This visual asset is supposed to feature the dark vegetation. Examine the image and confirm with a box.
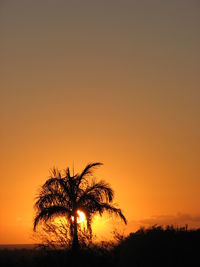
[1,225,200,267]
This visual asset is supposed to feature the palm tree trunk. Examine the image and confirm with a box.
[72,214,79,252]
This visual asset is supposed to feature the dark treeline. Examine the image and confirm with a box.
[1,225,200,267]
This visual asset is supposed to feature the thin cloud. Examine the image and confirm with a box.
[126,213,200,233]
[139,213,200,228]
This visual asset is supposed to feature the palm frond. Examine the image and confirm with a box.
[77,162,103,185]
[81,199,127,225]
[90,180,114,202]
[42,177,60,190]
[78,180,114,205]
[34,206,71,231]
[64,167,71,179]
[35,192,67,210]
[100,203,127,224]
[42,177,71,199]
[49,167,62,179]
[78,193,100,212]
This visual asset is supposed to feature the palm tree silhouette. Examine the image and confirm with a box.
[33,162,127,251]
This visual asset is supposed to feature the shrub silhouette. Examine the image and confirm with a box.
[117,225,200,267]
[33,162,126,251]
[1,225,200,267]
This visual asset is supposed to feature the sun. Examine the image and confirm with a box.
[71,210,86,224]
[77,210,86,223]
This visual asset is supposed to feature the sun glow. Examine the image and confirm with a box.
[71,210,86,224]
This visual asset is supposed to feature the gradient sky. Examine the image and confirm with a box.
[0,0,200,244]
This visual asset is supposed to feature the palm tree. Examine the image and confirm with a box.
[33,162,127,251]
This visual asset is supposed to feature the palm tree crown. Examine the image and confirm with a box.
[34,162,127,250]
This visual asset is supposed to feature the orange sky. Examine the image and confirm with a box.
[0,0,200,244]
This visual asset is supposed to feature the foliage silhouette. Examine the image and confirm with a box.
[117,225,200,267]
[1,225,200,267]
[33,162,127,251]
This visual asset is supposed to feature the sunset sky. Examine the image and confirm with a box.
[0,0,200,244]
